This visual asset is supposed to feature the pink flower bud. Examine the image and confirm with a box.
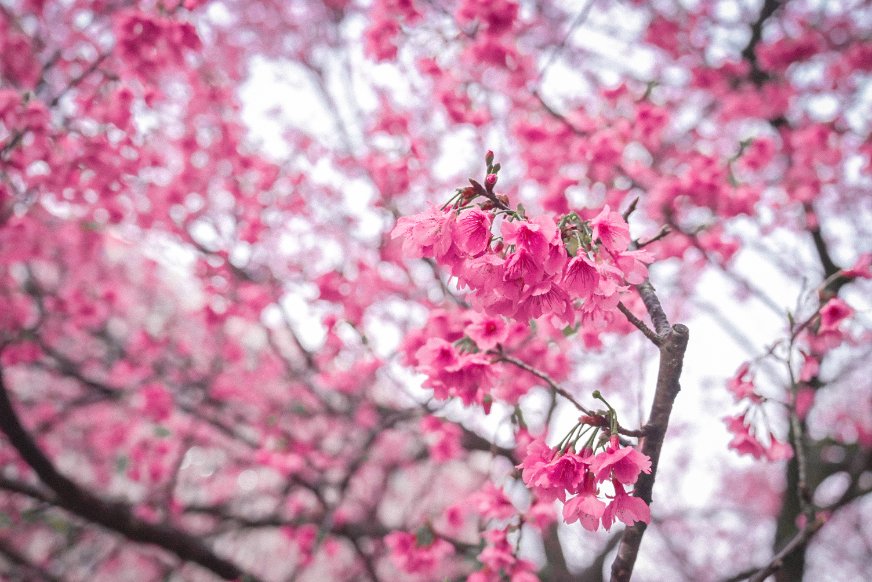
[485,173,498,188]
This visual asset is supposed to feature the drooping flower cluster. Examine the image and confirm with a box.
[724,293,863,463]
[723,363,794,461]
[519,429,652,532]
[392,154,652,328]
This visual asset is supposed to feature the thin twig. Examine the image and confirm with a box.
[538,0,596,81]
[618,301,662,346]
[636,225,671,249]
[622,196,640,222]
[721,516,825,582]
[497,353,592,414]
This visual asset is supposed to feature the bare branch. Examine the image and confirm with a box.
[618,301,662,346]
[0,369,261,582]
[636,280,671,336]
[740,0,787,86]
[610,321,689,582]
[496,353,593,414]
[636,225,671,249]
[722,516,825,582]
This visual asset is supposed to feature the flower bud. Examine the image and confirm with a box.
[485,173,498,188]
[485,150,494,166]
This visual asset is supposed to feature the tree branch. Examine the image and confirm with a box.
[0,369,261,582]
[610,319,689,582]
[496,353,594,414]
[723,515,825,582]
[636,280,671,336]
[618,301,662,346]
[740,0,786,86]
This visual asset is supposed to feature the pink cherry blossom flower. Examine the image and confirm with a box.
[525,497,557,531]
[819,297,852,330]
[563,253,599,299]
[602,481,651,530]
[799,353,820,383]
[477,528,516,573]
[415,337,459,373]
[724,414,767,459]
[518,438,553,480]
[515,279,573,324]
[794,387,816,420]
[590,441,652,485]
[844,253,872,279]
[385,531,454,575]
[590,205,631,252]
[613,248,653,285]
[519,448,589,502]
[727,362,761,402]
[501,217,551,262]
[470,482,517,521]
[139,384,173,422]
[503,248,543,283]
[420,416,463,461]
[455,207,492,256]
[391,205,454,259]
[466,313,508,351]
[563,492,606,531]
[765,434,794,461]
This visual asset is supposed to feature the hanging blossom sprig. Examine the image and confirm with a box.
[518,392,652,532]
[394,151,654,528]
[723,284,864,463]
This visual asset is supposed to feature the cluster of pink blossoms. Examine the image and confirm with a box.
[392,155,652,327]
[384,531,454,577]
[469,528,538,582]
[519,433,652,532]
[401,306,570,410]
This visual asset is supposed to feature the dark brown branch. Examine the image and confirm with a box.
[610,322,689,582]
[618,301,662,346]
[636,225,671,249]
[460,426,517,461]
[0,369,260,582]
[622,197,640,222]
[805,204,847,297]
[740,0,786,86]
[636,280,671,336]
